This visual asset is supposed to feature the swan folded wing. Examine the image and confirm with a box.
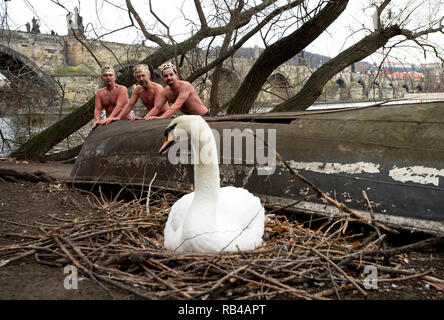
[215,186,265,250]
[217,187,264,227]
[164,192,194,250]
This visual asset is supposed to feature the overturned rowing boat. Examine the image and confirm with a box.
[70,101,444,236]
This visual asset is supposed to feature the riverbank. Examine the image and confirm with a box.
[0,180,132,299]
[0,158,73,182]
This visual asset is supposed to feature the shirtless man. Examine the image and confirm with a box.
[92,65,130,129]
[144,63,210,120]
[113,64,168,121]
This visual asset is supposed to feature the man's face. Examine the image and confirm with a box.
[162,68,177,86]
[135,72,150,87]
[101,73,116,85]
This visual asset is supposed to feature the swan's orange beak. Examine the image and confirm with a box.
[159,132,175,154]
[160,123,177,154]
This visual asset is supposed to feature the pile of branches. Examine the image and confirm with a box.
[1,185,442,300]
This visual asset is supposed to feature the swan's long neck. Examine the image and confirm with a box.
[190,121,220,200]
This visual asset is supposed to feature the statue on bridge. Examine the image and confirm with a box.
[66,12,74,34]
[66,6,85,38]
[31,17,40,33]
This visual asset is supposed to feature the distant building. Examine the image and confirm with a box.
[382,60,412,72]
[388,71,423,80]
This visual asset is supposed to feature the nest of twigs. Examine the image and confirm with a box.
[1,181,442,300]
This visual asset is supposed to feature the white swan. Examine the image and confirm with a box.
[159,115,265,253]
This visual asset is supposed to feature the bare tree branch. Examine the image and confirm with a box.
[194,0,208,28]
[187,0,304,83]
[125,0,167,47]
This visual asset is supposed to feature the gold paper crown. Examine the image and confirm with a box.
[133,64,149,75]
[100,65,115,75]
[160,62,176,73]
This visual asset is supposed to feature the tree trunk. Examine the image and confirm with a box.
[44,144,83,161]
[209,33,234,115]
[226,0,349,115]
[272,25,402,112]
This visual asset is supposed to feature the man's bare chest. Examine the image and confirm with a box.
[101,89,119,106]
[166,90,180,104]
[139,90,156,106]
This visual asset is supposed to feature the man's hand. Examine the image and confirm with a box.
[144,115,160,120]
[103,117,118,125]
[92,120,102,129]
[130,116,142,121]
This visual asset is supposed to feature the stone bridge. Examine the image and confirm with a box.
[0,29,423,112]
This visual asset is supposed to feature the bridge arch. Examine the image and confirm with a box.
[261,72,292,103]
[384,83,394,99]
[0,44,57,88]
[357,79,366,90]
[369,81,383,100]
[357,79,368,98]
[335,78,346,88]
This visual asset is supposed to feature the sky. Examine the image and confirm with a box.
[2,0,444,65]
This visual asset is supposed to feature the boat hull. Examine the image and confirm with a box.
[70,101,444,235]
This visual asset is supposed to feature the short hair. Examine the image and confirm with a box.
[160,62,177,74]
[133,64,150,75]
[100,65,115,75]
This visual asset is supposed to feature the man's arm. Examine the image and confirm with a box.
[158,88,190,119]
[92,93,103,129]
[103,86,129,124]
[117,87,140,120]
[145,87,191,120]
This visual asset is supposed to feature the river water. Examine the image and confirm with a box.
[0,98,439,158]
[0,113,93,157]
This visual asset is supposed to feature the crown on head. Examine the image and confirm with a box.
[160,62,177,73]
[133,64,150,75]
[100,65,115,75]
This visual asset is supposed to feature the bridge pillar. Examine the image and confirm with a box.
[64,37,84,66]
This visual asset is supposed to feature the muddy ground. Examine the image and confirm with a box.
[0,160,443,301]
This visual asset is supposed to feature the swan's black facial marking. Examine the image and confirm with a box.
[163,123,177,137]
[159,123,178,154]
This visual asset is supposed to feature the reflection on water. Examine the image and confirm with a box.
[0,114,93,157]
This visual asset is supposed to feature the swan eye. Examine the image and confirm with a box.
[164,123,177,137]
